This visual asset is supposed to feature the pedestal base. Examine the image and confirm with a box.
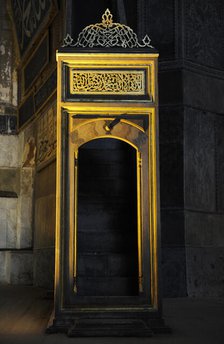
[46,314,171,337]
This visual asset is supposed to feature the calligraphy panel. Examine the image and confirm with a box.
[10,0,57,56]
[70,69,146,96]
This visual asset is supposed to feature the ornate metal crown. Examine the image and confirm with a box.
[62,9,153,49]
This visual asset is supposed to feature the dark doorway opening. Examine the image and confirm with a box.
[76,138,138,296]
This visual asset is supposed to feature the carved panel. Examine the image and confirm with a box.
[185,0,224,69]
[70,69,145,95]
[36,104,56,167]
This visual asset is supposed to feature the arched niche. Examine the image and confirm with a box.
[76,138,138,296]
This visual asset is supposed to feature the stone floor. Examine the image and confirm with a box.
[0,285,224,344]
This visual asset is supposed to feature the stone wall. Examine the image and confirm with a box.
[3,0,63,290]
[184,110,224,297]
[183,0,224,297]
[0,0,33,285]
[33,104,57,290]
[149,0,224,297]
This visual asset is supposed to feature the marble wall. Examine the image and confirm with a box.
[0,0,33,285]
[0,198,17,248]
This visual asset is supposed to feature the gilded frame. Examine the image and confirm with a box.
[69,113,146,295]
[55,52,160,315]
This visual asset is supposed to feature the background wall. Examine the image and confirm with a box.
[0,0,224,298]
[148,0,224,297]
[0,0,63,289]
[0,0,33,285]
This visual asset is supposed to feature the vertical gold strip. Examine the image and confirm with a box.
[148,113,153,305]
[68,119,75,293]
[149,108,158,309]
[137,150,143,293]
[70,68,74,95]
[152,109,158,308]
[55,54,62,308]
[73,150,78,293]
[151,62,155,101]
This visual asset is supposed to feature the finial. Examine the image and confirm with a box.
[102,9,113,27]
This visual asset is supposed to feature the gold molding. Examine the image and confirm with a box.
[68,115,146,296]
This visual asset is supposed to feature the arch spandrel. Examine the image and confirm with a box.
[70,119,148,151]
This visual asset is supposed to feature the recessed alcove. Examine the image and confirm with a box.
[76,138,138,296]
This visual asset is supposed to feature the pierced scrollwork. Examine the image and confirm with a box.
[70,70,145,95]
[62,9,153,49]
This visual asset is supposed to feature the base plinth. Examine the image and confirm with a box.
[46,315,171,337]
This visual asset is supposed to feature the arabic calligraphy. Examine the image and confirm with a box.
[70,70,145,95]
[12,0,52,54]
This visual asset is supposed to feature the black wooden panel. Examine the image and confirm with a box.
[23,34,49,92]
[34,69,57,112]
[18,94,35,128]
